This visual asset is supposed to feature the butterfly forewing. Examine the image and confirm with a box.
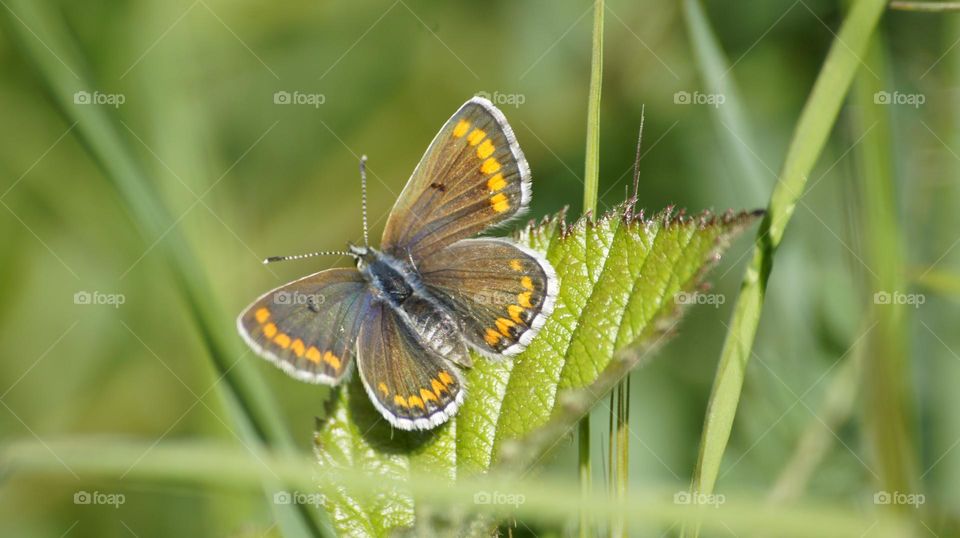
[417,238,558,357]
[381,97,530,261]
[237,268,371,384]
[356,301,464,430]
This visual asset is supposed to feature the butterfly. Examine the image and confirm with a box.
[237,97,558,431]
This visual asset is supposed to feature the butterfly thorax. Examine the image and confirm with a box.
[352,247,414,306]
[351,245,471,365]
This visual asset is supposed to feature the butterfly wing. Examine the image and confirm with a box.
[356,301,464,430]
[417,238,558,357]
[381,97,531,261]
[237,268,372,384]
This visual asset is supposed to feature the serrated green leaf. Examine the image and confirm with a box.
[314,201,760,536]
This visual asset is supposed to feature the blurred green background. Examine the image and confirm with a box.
[1,0,958,536]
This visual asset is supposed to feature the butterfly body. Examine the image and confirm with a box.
[239,97,558,430]
[352,244,471,366]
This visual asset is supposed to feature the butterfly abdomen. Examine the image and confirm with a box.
[398,296,463,357]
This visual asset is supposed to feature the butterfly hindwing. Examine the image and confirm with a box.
[356,301,464,430]
[417,238,558,357]
[237,268,371,384]
[381,97,530,262]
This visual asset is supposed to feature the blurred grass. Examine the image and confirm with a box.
[2,437,912,538]
[0,0,958,536]
[850,25,918,514]
[685,4,889,537]
[0,0,326,535]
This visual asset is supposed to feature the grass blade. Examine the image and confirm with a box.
[1,437,912,538]
[582,1,604,536]
[683,0,890,535]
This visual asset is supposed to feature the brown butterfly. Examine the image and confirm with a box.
[238,97,558,430]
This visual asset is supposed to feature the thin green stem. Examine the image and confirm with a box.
[581,1,604,536]
[610,380,629,537]
[583,0,604,216]
[579,418,592,538]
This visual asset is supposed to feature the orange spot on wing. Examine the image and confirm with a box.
[305,347,322,363]
[477,139,495,159]
[509,259,523,271]
[484,328,502,345]
[467,128,486,145]
[255,308,270,323]
[439,371,454,387]
[487,173,506,192]
[495,317,516,337]
[518,291,534,308]
[323,351,341,370]
[408,395,425,410]
[263,322,278,338]
[393,394,408,408]
[274,333,291,348]
[521,276,534,290]
[490,193,510,213]
[378,382,389,397]
[431,378,447,396]
[420,388,438,404]
[481,157,501,175]
[291,338,305,357]
[452,119,470,138]
[508,304,525,324]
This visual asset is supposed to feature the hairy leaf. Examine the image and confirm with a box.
[313,201,760,536]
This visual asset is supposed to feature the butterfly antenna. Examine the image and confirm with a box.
[263,250,352,264]
[359,155,370,246]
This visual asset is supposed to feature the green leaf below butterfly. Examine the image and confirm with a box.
[312,200,761,537]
